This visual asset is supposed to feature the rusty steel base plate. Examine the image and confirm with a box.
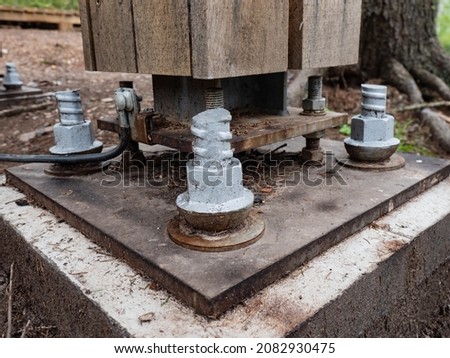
[5,142,450,317]
[97,109,348,154]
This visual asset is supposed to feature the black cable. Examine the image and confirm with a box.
[0,128,130,164]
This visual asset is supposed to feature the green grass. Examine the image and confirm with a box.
[339,121,435,157]
[339,124,351,136]
[438,0,450,53]
[1,0,78,11]
[395,120,435,156]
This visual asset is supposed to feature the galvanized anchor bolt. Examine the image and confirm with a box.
[3,63,23,90]
[361,83,387,117]
[55,90,85,126]
[305,137,320,151]
[50,90,103,155]
[302,76,326,114]
[344,84,400,162]
[176,108,254,232]
[204,79,224,110]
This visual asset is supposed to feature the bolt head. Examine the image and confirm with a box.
[302,98,326,112]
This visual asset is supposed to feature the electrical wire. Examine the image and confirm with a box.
[0,128,130,164]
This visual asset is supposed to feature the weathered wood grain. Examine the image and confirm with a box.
[79,0,361,75]
[289,0,362,69]
[87,0,137,73]
[189,0,289,79]
[78,0,96,71]
[133,0,191,76]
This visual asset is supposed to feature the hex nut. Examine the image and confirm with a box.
[302,148,324,163]
[351,114,394,142]
[50,121,102,155]
[303,97,326,112]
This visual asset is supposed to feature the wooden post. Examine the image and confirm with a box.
[79,0,362,74]
[189,0,289,79]
[132,0,191,76]
[289,0,362,69]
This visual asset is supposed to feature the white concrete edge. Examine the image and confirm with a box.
[0,175,449,337]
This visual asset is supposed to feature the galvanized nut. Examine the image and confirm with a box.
[302,98,326,112]
[344,84,400,162]
[302,76,326,113]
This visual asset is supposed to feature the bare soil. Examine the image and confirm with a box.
[0,28,154,174]
[0,28,449,337]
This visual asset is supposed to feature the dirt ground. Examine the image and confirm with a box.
[0,28,449,337]
[0,28,154,174]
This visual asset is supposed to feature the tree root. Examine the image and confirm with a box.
[383,59,424,103]
[412,68,450,101]
[421,109,450,152]
[382,58,450,153]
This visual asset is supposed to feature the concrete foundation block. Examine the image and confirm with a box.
[0,174,449,337]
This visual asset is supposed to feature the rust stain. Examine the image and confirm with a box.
[383,239,406,253]
[258,296,308,332]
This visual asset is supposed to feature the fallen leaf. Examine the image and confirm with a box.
[260,187,273,194]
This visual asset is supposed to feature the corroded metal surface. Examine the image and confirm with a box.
[151,110,347,153]
[0,86,45,109]
[337,152,406,171]
[168,212,265,252]
[343,142,400,164]
[98,110,347,154]
[44,162,105,177]
[5,144,450,317]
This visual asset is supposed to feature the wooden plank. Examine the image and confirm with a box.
[189,0,289,79]
[133,0,191,76]
[0,6,80,26]
[289,0,362,69]
[87,0,137,73]
[78,0,96,71]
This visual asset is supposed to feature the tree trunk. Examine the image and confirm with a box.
[361,0,450,85]
[359,0,450,152]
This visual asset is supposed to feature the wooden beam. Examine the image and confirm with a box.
[78,0,96,71]
[289,0,362,69]
[86,0,137,73]
[133,0,191,76]
[78,0,361,75]
[189,0,289,79]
